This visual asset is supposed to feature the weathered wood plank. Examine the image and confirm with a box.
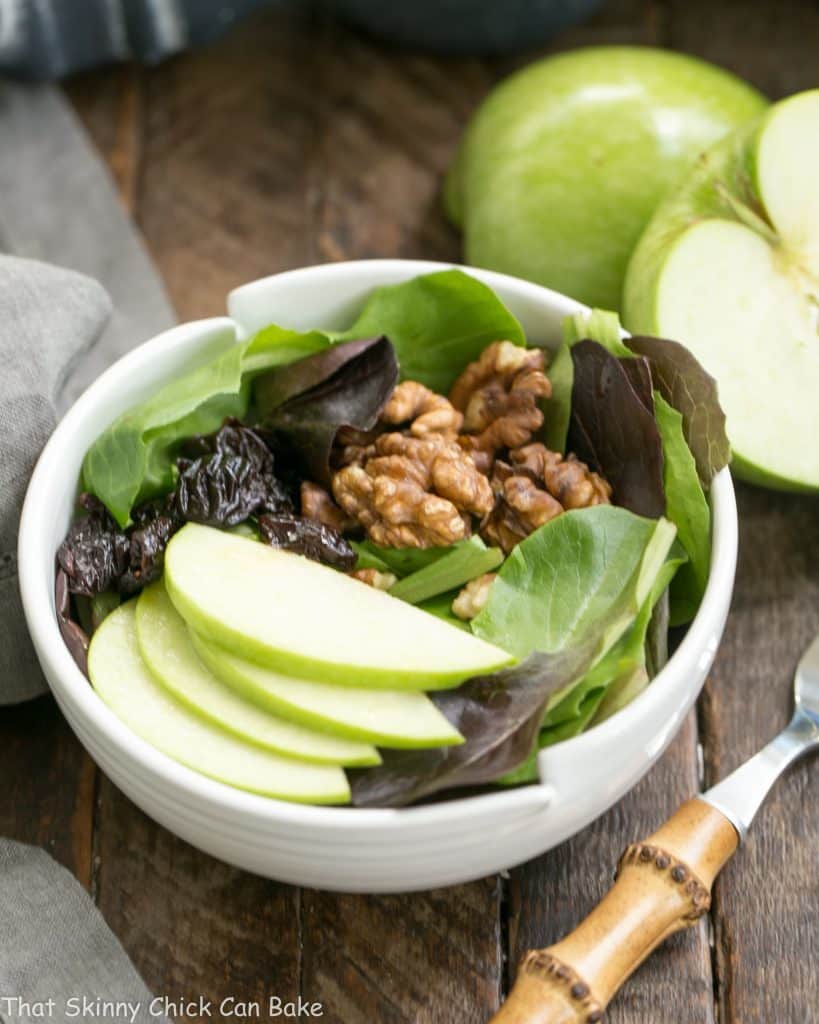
[699,486,819,1024]
[509,715,716,1023]
[301,881,504,1023]
[93,785,301,1022]
[0,697,95,888]
[308,23,476,264]
[135,10,326,321]
[66,65,145,211]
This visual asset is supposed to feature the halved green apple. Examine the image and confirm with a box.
[135,583,380,766]
[190,631,462,749]
[624,89,819,491]
[164,524,513,688]
[88,602,350,804]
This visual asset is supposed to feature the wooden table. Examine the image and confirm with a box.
[3,2,817,1021]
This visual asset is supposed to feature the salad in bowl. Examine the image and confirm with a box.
[50,267,729,812]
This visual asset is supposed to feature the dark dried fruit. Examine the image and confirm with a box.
[58,491,182,600]
[179,418,276,472]
[57,493,130,598]
[172,420,291,527]
[119,514,178,595]
[172,452,286,527]
[55,568,90,675]
[258,514,356,570]
[60,420,295,606]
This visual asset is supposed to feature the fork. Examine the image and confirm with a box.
[490,631,819,1023]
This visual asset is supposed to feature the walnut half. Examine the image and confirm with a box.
[480,444,611,554]
[511,444,612,508]
[450,341,552,468]
[381,380,463,438]
[332,432,493,548]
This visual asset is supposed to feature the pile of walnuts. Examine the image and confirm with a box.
[300,341,611,553]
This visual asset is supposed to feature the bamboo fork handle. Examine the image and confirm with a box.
[490,799,739,1024]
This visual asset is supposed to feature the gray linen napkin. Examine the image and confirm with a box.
[1,84,175,1022]
[0,254,111,704]
[0,844,163,1024]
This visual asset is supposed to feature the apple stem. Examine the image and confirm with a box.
[714,183,780,247]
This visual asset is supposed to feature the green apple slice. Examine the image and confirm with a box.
[755,91,819,275]
[165,524,513,688]
[135,583,380,766]
[624,89,819,491]
[190,631,463,749]
[88,602,350,804]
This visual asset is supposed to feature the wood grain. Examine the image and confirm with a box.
[308,22,481,264]
[665,0,819,99]
[0,697,95,887]
[301,881,503,1023]
[93,783,300,1023]
[699,486,819,1024]
[66,65,145,210]
[135,10,325,320]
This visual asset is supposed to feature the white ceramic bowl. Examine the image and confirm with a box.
[18,260,738,893]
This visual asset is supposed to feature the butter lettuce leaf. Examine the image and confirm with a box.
[334,269,526,394]
[83,325,329,526]
[654,394,711,625]
[540,539,685,737]
[471,506,677,661]
[499,541,685,784]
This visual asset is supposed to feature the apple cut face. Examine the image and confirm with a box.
[755,91,819,282]
[656,218,819,489]
[626,89,819,491]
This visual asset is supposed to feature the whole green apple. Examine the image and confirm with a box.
[624,89,819,492]
[445,46,766,309]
